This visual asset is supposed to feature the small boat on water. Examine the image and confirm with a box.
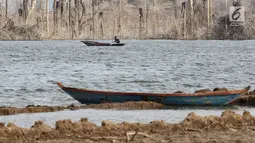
[57,82,250,106]
[81,41,125,46]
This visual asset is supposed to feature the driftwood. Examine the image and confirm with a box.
[126,131,155,142]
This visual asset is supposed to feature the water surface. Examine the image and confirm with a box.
[0,40,254,107]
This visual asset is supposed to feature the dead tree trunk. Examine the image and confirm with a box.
[181,1,187,39]
[38,0,42,19]
[139,8,144,39]
[117,0,122,36]
[207,0,210,31]
[210,0,213,27]
[74,0,80,36]
[18,3,23,25]
[57,0,61,30]
[80,1,86,16]
[60,0,65,27]
[225,0,228,33]
[39,0,43,23]
[145,0,149,39]
[207,0,213,38]
[79,1,86,36]
[69,0,71,38]
[23,0,29,23]
[152,0,157,37]
[46,0,49,36]
[91,0,95,39]
[26,0,37,24]
[72,20,76,39]
[174,0,178,20]
[189,0,194,39]
[53,0,57,31]
[98,12,104,39]
[0,2,1,19]
[5,0,7,22]
[74,0,78,31]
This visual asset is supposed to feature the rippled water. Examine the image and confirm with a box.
[0,40,254,107]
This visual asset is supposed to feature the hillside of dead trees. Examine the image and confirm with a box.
[0,0,254,40]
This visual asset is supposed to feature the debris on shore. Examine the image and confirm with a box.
[0,111,254,142]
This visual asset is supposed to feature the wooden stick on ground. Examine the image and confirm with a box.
[126,131,154,142]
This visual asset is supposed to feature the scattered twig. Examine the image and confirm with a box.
[130,131,139,141]
[126,131,154,142]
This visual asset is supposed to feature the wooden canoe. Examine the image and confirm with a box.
[57,82,250,106]
[81,41,125,46]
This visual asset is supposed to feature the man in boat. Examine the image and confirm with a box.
[113,36,120,44]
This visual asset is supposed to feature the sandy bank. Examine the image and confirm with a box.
[0,111,254,142]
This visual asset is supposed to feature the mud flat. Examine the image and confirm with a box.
[1,94,255,116]
[0,101,165,116]
[0,110,254,142]
[236,90,255,106]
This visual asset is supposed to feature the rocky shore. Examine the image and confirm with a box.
[0,110,254,142]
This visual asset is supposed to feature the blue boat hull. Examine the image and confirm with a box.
[63,90,241,106]
[57,83,249,106]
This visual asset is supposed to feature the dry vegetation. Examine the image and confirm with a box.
[0,0,254,40]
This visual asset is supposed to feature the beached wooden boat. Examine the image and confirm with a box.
[57,82,250,106]
[81,41,125,46]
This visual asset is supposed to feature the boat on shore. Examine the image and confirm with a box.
[57,82,250,106]
[81,41,125,46]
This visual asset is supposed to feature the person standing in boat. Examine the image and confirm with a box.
[113,36,120,44]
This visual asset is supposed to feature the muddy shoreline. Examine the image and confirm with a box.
[0,94,254,116]
[0,110,254,142]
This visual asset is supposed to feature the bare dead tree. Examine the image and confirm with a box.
[26,0,37,24]
[0,2,1,18]
[145,0,149,39]
[174,0,178,19]
[139,8,144,39]
[74,0,78,33]
[79,0,86,35]
[46,0,49,36]
[18,2,23,24]
[23,0,29,23]
[189,0,194,38]
[77,0,104,38]
[69,0,71,38]
[206,0,213,38]
[60,0,65,27]
[117,0,122,36]
[80,0,86,16]
[5,0,7,22]
[181,1,187,39]
[152,0,156,37]
[91,0,95,39]
[98,12,104,39]
[53,0,57,31]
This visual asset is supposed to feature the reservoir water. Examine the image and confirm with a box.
[0,40,254,126]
